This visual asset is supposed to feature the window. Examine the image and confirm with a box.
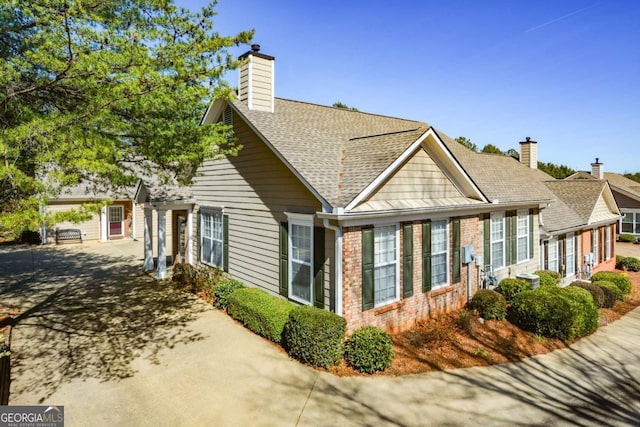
[605,226,611,260]
[289,217,313,305]
[491,212,505,270]
[566,233,575,277]
[547,238,558,272]
[621,212,640,234]
[431,220,449,288]
[201,209,223,268]
[374,225,399,306]
[516,210,529,262]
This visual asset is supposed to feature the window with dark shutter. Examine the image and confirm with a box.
[402,223,413,298]
[313,227,325,309]
[223,215,229,272]
[279,222,288,297]
[422,220,432,292]
[362,227,374,310]
[452,218,461,284]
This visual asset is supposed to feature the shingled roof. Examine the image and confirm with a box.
[232,98,428,207]
[604,172,640,199]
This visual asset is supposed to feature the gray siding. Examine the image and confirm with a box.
[192,110,332,306]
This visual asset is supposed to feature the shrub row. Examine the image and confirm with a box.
[224,286,394,373]
[496,278,530,302]
[591,271,632,296]
[618,233,638,243]
[534,270,561,288]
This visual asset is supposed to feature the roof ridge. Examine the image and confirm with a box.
[348,127,423,141]
[274,97,424,123]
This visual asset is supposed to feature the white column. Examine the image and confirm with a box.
[186,209,194,265]
[100,206,108,242]
[143,208,154,271]
[157,209,167,279]
[131,201,137,240]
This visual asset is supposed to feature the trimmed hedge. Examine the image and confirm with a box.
[227,288,295,344]
[344,326,395,374]
[496,278,530,302]
[172,263,222,296]
[596,283,617,308]
[593,280,622,302]
[570,281,605,308]
[214,280,246,309]
[616,256,640,272]
[510,290,573,339]
[618,233,637,243]
[283,306,346,368]
[470,289,507,320]
[539,286,598,338]
[534,270,560,288]
[591,272,632,296]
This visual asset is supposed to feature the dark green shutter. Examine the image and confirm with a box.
[362,227,374,311]
[313,227,325,309]
[223,214,229,272]
[422,220,432,292]
[279,222,288,297]
[559,234,566,275]
[452,218,461,284]
[529,208,534,259]
[483,214,491,268]
[402,223,413,298]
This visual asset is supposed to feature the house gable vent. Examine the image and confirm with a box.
[223,106,233,126]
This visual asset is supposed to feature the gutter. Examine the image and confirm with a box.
[323,219,343,317]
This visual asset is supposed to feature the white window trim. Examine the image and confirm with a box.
[200,207,224,268]
[373,223,400,308]
[287,213,314,306]
[548,237,559,273]
[592,229,599,266]
[107,205,125,237]
[605,226,611,260]
[431,219,450,290]
[565,232,575,277]
[490,212,506,270]
[516,209,530,263]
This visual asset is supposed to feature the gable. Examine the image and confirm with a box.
[350,138,484,213]
[589,188,620,224]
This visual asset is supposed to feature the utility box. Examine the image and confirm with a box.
[462,244,475,264]
[517,273,540,289]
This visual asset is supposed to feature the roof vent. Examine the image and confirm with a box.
[251,44,260,53]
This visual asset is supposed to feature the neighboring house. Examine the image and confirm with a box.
[142,45,621,332]
[45,183,138,243]
[567,162,640,238]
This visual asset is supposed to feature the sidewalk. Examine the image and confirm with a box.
[2,241,639,426]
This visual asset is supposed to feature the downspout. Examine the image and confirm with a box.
[323,219,343,317]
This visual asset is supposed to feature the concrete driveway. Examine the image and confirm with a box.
[1,240,640,426]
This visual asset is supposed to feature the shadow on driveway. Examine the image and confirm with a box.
[0,244,207,404]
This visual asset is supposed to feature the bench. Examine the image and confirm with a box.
[55,228,83,244]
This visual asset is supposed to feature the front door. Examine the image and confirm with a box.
[108,206,124,238]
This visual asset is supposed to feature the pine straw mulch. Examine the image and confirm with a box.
[330,270,640,377]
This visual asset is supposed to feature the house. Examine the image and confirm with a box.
[142,45,621,333]
[567,162,640,238]
[45,182,139,243]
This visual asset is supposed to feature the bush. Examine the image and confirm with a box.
[227,288,295,344]
[496,278,530,302]
[570,281,605,308]
[534,270,560,287]
[20,230,41,245]
[616,256,640,272]
[539,286,598,338]
[283,306,346,368]
[591,271,632,296]
[344,326,395,374]
[470,290,507,320]
[213,279,246,309]
[510,290,573,339]
[618,233,637,243]
[172,263,222,296]
[593,280,622,302]
[595,283,617,308]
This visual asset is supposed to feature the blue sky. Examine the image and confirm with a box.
[178,0,639,174]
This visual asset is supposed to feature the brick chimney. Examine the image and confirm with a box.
[519,137,537,169]
[238,44,275,112]
[591,158,604,179]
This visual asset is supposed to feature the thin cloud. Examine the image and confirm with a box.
[524,2,601,33]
